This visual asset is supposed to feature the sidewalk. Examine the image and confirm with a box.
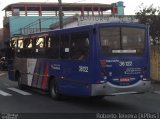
[151,80,160,91]
[0,71,7,76]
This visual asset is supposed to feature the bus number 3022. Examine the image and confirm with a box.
[79,66,88,72]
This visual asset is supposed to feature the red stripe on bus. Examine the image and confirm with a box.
[41,64,48,89]
[31,60,38,87]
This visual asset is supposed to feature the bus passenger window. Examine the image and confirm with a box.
[46,37,51,48]
[60,34,70,59]
[46,35,60,59]
[18,40,23,49]
[36,37,44,48]
[78,50,88,60]
[17,39,24,58]
[23,38,33,58]
[24,39,32,48]
[10,39,17,48]
[70,32,89,60]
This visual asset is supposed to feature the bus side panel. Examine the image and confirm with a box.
[25,59,48,90]
[14,58,28,85]
[85,26,103,85]
[48,31,94,96]
[56,31,94,96]
[14,58,45,88]
[60,61,91,96]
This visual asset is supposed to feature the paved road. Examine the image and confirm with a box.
[0,71,160,119]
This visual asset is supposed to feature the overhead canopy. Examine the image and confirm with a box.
[3,2,114,12]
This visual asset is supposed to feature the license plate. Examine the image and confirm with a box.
[120,78,130,82]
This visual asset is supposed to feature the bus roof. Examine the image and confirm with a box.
[26,22,147,37]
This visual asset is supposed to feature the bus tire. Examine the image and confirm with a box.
[49,79,62,100]
[16,72,23,89]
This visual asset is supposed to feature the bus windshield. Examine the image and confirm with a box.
[100,27,145,54]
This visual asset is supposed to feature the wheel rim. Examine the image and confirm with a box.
[50,81,57,97]
[51,85,56,97]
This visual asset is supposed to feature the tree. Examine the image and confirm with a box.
[135,4,160,45]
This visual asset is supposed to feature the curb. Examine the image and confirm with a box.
[151,80,160,84]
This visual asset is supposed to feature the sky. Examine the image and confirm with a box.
[0,0,160,28]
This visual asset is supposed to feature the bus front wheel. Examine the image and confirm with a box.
[49,79,62,100]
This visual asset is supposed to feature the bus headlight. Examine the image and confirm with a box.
[103,76,107,80]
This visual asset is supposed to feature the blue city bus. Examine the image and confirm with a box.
[7,22,151,99]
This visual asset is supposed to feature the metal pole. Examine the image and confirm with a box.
[39,19,41,32]
[58,0,63,29]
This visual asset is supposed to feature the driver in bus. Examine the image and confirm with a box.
[78,50,87,60]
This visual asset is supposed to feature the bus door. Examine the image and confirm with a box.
[7,47,16,81]
[8,38,17,81]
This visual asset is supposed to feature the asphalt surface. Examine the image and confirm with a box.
[0,71,160,119]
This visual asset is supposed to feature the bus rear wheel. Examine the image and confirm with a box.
[49,79,62,100]
[16,72,23,89]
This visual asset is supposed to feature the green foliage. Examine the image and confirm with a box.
[135,4,160,45]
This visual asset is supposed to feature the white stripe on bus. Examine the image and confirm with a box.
[27,59,37,86]
[0,90,12,96]
[8,88,32,95]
